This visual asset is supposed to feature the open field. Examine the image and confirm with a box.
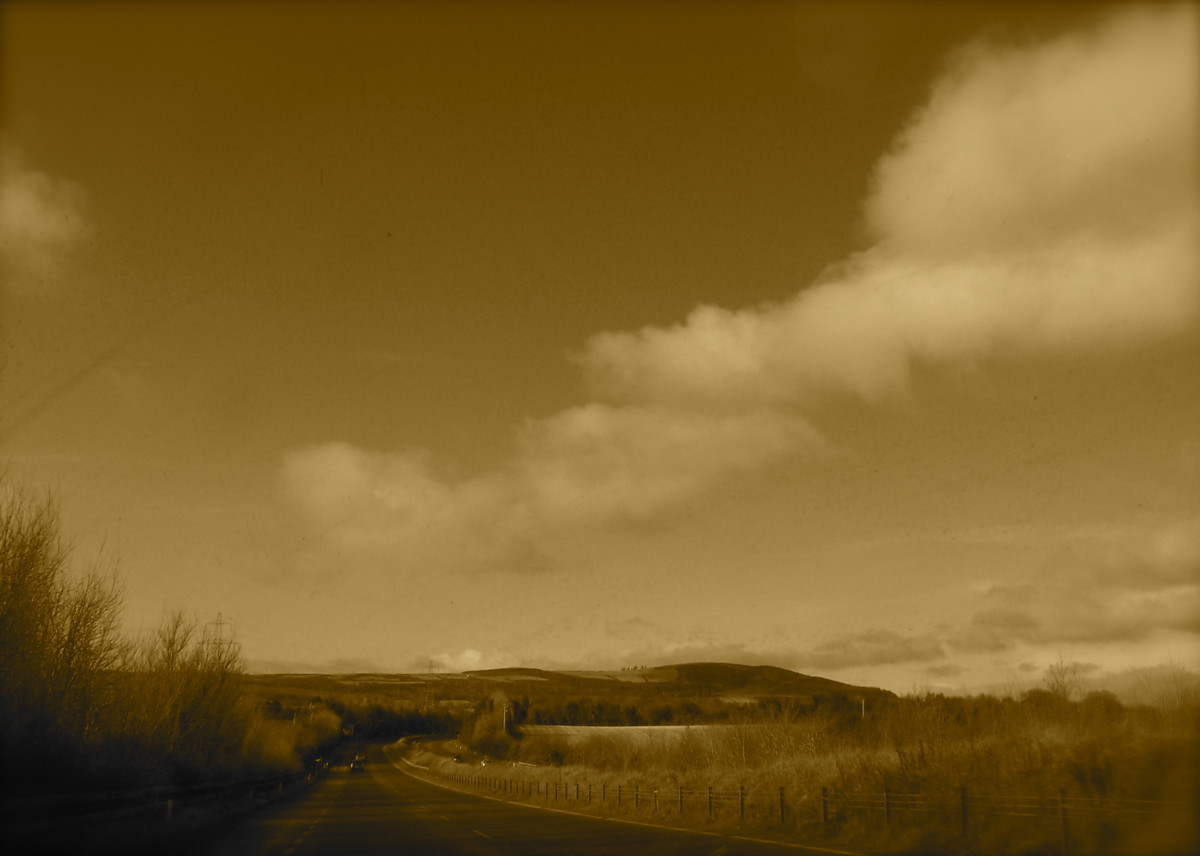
[519,723,779,749]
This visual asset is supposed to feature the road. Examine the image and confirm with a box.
[187,745,859,856]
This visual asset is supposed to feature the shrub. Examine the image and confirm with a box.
[0,484,313,793]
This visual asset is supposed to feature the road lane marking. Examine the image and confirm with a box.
[393,765,870,854]
[730,835,865,855]
[252,773,343,856]
[473,830,493,839]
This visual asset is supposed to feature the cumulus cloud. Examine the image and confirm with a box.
[0,142,91,296]
[284,6,1198,571]
[514,404,819,524]
[868,8,1196,263]
[283,406,821,569]
[582,5,1198,409]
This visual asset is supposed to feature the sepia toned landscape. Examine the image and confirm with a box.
[2,1,1197,854]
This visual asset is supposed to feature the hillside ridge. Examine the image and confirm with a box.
[464,661,894,700]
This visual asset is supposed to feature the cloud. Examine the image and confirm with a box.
[582,5,1198,410]
[868,7,1196,264]
[0,142,91,296]
[244,656,390,674]
[428,648,516,673]
[284,6,1198,572]
[796,630,946,671]
[955,521,1200,652]
[283,406,822,570]
[514,404,820,524]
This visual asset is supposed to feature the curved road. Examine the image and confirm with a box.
[188,745,859,856]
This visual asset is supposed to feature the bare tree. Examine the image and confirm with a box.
[1043,653,1082,703]
[1,484,124,789]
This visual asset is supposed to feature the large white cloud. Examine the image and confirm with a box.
[285,6,1199,572]
[582,5,1198,409]
[514,404,820,524]
[0,143,91,296]
[283,405,820,570]
[868,6,1196,262]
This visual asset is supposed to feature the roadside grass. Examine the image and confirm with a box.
[447,689,1197,854]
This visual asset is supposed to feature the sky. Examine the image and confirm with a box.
[1,1,1197,694]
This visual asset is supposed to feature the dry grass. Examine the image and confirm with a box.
[455,683,1197,853]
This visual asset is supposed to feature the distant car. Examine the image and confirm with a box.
[452,754,463,763]
[480,757,489,767]
[350,754,366,772]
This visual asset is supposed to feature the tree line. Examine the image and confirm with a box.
[0,483,475,796]
[0,488,318,794]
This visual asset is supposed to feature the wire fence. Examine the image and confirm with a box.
[420,762,1195,855]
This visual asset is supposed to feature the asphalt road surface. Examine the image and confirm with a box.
[188,747,858,856]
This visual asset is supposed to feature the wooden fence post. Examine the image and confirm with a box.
[960,787,969,837]
[707,785,713,817]
[779,787,785,825]
[884,788,891,830]
[739,785,745,820]
[821,786,828,832]
[617,784,622,807]
[654,787,659,812]
[588,783,592,804]
[602,783,607,802]
[679,786,684,814]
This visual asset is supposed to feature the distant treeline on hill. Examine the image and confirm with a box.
[515,694,867,727]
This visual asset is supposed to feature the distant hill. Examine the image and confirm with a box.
[241,662,895,720]
[463,661,894,702]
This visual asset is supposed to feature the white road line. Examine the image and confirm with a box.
[473,830,492,839]
[393,765,869,854]
[730,834,866,855]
